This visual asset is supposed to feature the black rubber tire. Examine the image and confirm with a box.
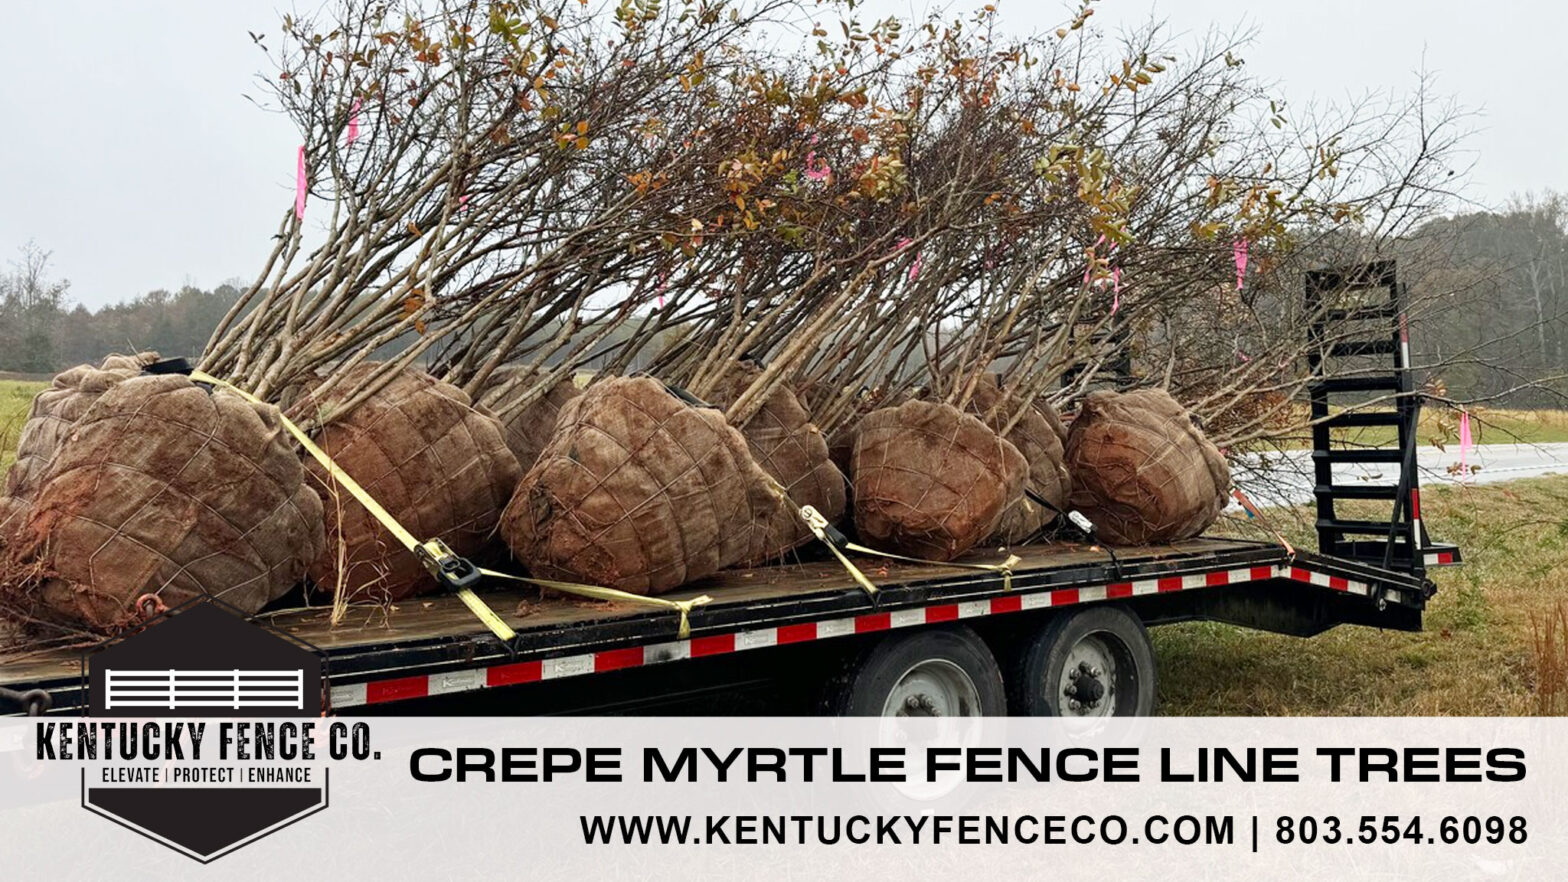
[822,626,1007,717]
[1006,604,1157,716]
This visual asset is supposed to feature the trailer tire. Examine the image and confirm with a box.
[823,626,1006,717]
[1007,604,1156,717]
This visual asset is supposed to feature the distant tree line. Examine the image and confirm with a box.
[0,245,239,374]
[1404,193,1568,407]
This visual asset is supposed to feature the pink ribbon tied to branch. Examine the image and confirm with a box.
[893,237,923,282]
[1083,234,1122,315]
[804,150,832,182]
[1233,237,1249,290]
[294,145,308,221]
[1458,409,1473,483]
[347,97,362,145]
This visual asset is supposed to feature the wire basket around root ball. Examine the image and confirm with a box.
[0,353,160,537]
[709,363,846,565]
[299,364,521,606]
[0,373,324,635]
[1064,388,1231,546]
[963,378,1071,546]
[851,399,1028,562]
[501,376,792,595]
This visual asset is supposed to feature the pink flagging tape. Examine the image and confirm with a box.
[294,145,308,220]
[1458,410,1472,484]
[326,562,1385,708]
[347,98,362,145]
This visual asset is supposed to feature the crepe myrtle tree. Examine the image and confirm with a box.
[771,13,1470,452]
[204,0,827,424]
[207,0,1472,453]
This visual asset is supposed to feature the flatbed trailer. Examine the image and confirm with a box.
[0,260,1464,718]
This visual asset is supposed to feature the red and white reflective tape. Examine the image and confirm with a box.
[1281,565,1370,596]
[1424,550,1458,567]
[327,563,1374,709]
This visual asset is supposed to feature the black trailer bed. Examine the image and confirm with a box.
[0,535,1439,715]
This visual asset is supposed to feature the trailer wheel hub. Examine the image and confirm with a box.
[1058,635,1119,715]
[883,658,983,718]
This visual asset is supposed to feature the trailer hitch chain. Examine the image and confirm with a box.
[0,686,51,716]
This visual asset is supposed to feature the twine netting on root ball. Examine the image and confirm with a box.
[476,366,582,472]
[851,399,1028,562]
[0,353,159,535]
[0,373,325,634]
[963,378,1071,546]
[298,364,521,604]
[501,376,793,595]
[1063,388,1231,546]
[709,363,846,565]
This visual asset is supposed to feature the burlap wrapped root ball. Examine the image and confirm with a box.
[0,352,159,533]
[963,379,1071,545]
[1064,388,1231,545]
[709,363,846,564]
[851,399,1028,561]
[501,376,792,595]
[299,364,521,604]
[476,365,581,471]
[0,374,325,633]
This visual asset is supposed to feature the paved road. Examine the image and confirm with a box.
[1232,442,1568,508]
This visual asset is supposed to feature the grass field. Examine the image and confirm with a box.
[0,380,44,470]
[1263,405,1568,449]
[1156,475,1568,715]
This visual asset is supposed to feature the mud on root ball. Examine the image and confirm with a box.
[0,373,325,634]
[298,363,521,605]
[851,398,1027,562]
[1063,387,1231,546]
[501,376,792,595]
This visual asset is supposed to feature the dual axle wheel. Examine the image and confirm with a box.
[823,604,1157,718]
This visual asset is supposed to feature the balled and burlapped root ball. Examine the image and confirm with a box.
[298,364,521,605]
[0,352,160,534]
[963,378,1072,546]
[708,363,846,565]
[501,377,792,595]
[0,374,325,634]
[476,365,582,472]
[1064,388,1231,546]
[851,399,1028,562]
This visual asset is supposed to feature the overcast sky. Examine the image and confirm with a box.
[1,0,1558,308]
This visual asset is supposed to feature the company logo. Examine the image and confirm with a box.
[49,597,337,862]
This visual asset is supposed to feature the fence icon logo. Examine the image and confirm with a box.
[77,596,330,862]
[103,668,306,711]
[85,596,323,719]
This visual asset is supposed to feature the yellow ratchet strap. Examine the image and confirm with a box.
[792,494,1020,593]
[475,568,712,640]
[837,526,1022,591]
[190,369,520,641]
[797,505,880,596]
[763,470,1020,595]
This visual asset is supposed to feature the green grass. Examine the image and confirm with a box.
[0,380,44,470]
[1259,406,1568,450]
[1155,476,1568,715]
[1339,407,1568,447]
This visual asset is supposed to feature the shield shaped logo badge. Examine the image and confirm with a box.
[79,597,329,862]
